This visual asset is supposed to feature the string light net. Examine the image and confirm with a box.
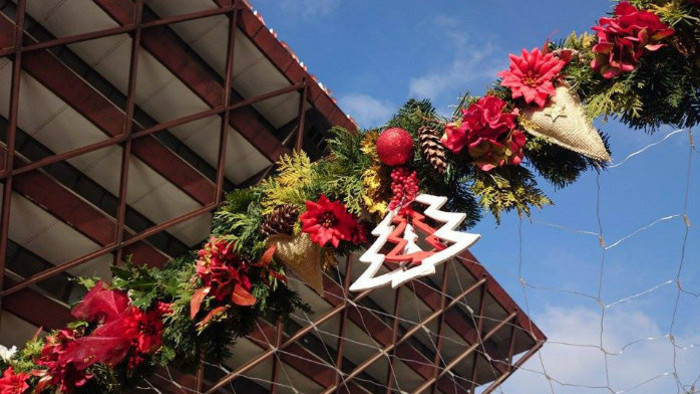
[139,128,697,393]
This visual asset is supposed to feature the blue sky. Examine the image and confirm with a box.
[253,1,699,392]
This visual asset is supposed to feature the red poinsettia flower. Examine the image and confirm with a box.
[441,96,525,171]
[300,195,358,248]
[591,2,674,78]
[497,47,566,108]
[0,367,29,394]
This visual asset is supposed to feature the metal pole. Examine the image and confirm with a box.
[0,0,26,326]
[384,287,403,394]
[332,256,354,390]
[214,3,238,205]
[295,78,309,152]
[114,0,144,266]
[429,267,452,394]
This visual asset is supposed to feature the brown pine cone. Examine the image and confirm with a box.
[260,204,299,238]
[418,125,448,174]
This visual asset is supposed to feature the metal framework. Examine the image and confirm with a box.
[0,1,545,393]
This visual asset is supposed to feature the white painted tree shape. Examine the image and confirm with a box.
[349,194,481,292]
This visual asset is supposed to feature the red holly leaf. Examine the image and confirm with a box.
[230,284,256,306]
[258,245,276,268]
[190,287,211,319]
[34,375,53,394]
[196,306,229,331]
[270,270,287,283]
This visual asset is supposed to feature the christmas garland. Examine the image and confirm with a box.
[1,1,698,392]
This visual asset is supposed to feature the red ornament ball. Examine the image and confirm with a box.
[376,128,414,166]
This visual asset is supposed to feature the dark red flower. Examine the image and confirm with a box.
[591,2,674,78]
[351,221,369,246]
[497,47,566,108]
[300,195,358,248]
[123,308,164,356]
[117,307,164,368]
[0,367,29,394]
[441,96,525,171]
[36,329,93,392]
[195,237,255,304]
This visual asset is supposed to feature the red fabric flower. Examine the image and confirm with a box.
[74,306,164,370]
[591,2,674,78]
[35,285,167,391]
[300,195,358,248]
[71,281,129,323]
[195,237,255,304]
[0,367,29,394]
[497,47,566,108]
[441,96,525,171]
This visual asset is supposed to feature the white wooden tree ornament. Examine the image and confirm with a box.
[349,194,481,292]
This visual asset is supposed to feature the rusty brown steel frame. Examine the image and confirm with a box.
[204,254,546,394]
[0,1,545,392]
[0,1,312,299]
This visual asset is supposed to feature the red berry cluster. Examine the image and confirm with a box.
[389,167,419,214]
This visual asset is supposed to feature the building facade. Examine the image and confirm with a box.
[0,0,544,392]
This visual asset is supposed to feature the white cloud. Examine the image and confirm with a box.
[408,44,498,100]
[338,93,394,129]
[408,16,503,106]
[501,306,700,393]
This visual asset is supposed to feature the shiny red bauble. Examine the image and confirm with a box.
[376,128,414,166]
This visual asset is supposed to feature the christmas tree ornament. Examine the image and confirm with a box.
[260,204,300,238]
[265,233,324,294]
[418,125,448,174]
[376,127,414,166]
[522,85,611,162]
[349,194,480,292]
